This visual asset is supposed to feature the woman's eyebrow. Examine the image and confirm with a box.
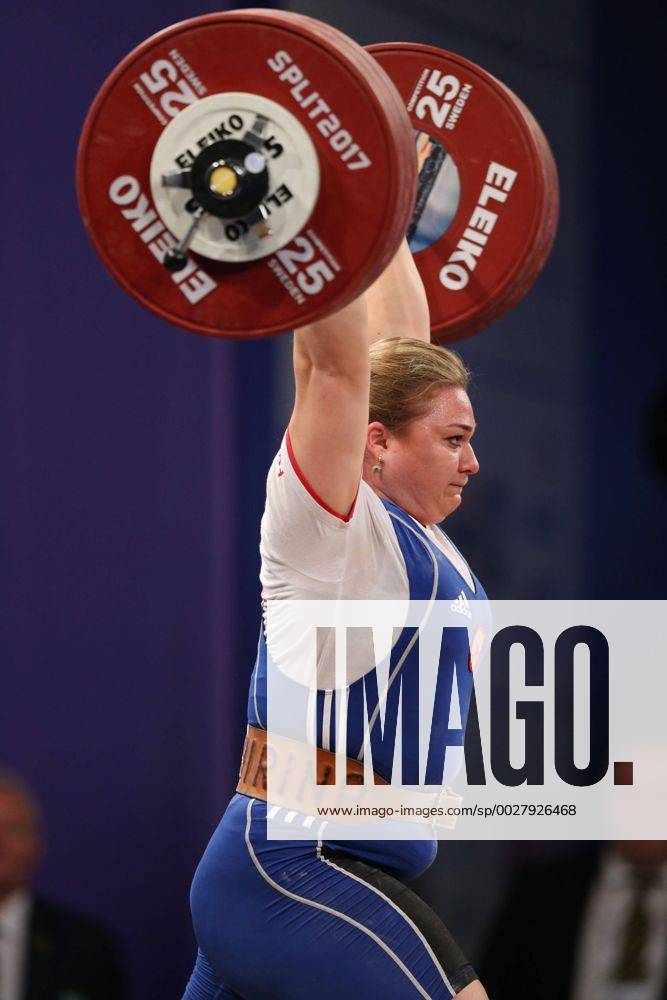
[443,422,476,432]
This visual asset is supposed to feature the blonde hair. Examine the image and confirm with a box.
[369,338,470,432]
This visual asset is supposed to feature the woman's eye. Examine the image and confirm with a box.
[447,436,463,445]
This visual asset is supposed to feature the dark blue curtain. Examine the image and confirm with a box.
[587,0,667,597]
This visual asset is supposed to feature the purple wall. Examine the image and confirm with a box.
[586,0,667,597]
[2,2,278,995]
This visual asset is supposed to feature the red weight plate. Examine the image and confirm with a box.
[456,105,559,336]
[282,17,415,296]
[301,18,420,277]
[77,11,417,339]
[481,86,558,316]
[367,43,559,343]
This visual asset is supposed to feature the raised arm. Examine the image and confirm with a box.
[363,238,431,345]
[289,239,430,516]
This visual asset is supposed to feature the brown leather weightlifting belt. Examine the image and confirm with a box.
[237,725,463,831]
[237,724,387,803]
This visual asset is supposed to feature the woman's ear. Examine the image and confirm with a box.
[366,421,389,451]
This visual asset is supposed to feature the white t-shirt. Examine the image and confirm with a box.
[259,430,474,689]
[0,891,30,1000]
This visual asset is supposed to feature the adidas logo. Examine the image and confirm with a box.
[450,590,472,619]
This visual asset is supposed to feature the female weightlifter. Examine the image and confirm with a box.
[183,238,490,999]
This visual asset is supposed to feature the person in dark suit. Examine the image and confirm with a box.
[478,842,667,1000]
[0,770,127,1000]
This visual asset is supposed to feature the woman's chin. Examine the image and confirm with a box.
[443,494,463,517]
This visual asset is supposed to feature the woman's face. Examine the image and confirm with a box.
[368,385,479,525]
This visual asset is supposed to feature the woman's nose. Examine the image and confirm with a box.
[462,444,479,475]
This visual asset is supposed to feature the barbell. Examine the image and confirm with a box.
[76,10,558,343]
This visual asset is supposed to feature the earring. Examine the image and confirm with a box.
[372,455,382,474]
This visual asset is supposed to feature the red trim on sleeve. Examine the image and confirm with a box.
[285,428,357,523]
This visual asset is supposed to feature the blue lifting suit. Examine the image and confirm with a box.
[183,489,487,999]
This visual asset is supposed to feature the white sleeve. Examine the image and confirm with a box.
[260,430,411,688]
[260,429,366,591]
